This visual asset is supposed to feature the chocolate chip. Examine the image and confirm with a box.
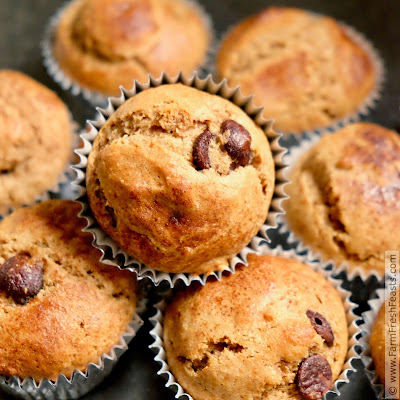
[0,255,44,305]
[192,121,252,171]
[221,120,252,167]
[193,130,214,170]
[296,355,332,400]
[306,310,334,347]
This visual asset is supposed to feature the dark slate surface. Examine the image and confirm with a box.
[1,0,398,399]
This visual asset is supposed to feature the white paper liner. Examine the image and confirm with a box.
[0,297,146,400]
[71,71,287,287]
[41,0,216,107]
[0,116,80,222]
[149,244,362,400]
[277,132,384,282]
[360,287,386,398]
[215,14,385,141]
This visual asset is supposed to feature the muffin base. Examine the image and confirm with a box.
[360,287,387,399]
[149,244,362,400]
[0,115,79,221]
[72,71,287,286]
[41,0,216,107]
[277,132,385,282]
[0,298,146,400]
[216,16,385,141]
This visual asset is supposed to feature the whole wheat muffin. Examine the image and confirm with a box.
[284,123,400,276]
[217,7,376,134]
[0,200,136,382]
[0,70,71,215]
[53,0,211,96]
[163,254,348,400]
[86,83,275,274]
[370,287,400,387]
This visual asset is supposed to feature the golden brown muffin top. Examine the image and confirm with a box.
[86,84,275,274]
[284,123,400,276]
[0,200,136,381]
[370,287,400,386]
[0,70,71,214]
[164,254,348,400]
[73,0,162,60]
[217,7,375,134]
[54,0,211,95]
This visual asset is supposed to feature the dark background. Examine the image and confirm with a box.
[0,0,398,398]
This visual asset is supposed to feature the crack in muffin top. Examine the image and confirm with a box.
[86,84,275,274]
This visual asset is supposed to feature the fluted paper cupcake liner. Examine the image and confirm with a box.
[72,71,287,286]
[216,16,385,142]
[360,287,386,398]
[0,116,80,222]
[0,297,146,400]
[149,244,362,400]
[41,0,216,107]
[277,132,385,282]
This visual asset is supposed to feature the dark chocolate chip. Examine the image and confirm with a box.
[306,310,334,347]
[296,355,332,400]
[193,130,214,170]
[0,255,44,305]
[221,120,252,167]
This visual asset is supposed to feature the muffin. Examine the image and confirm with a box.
[284,123,400,276]
[0,200,136,382]
[217,7,376,134]
[369,287,400,389]
[0,70,71,215]
[53,0,211,96]
[86,83,275,275]
[163,254,348,400]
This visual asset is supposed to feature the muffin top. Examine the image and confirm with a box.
[370,288,400,386]
[284,123,400,276]
[217,7,375,134]
[54,0,211,95]
[0,200,136,381]
[0,70,71,215]
[163,254,348,400]
[86,84,275,274]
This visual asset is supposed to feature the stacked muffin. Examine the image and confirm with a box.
[216,7,379,134]
[0,70,72,215]
[284,123,400,277]
[1,0,394,399]
[161,254,349,400]
[368,288,400,393]
[51,0,212,97]
[85,83,276,275]
[0,200,139,398]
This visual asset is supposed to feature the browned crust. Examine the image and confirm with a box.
[0,200,136,381]
[164,254,348,400]
[217,7,376,134]
[86,84,275,274]
[370,288,400,386]
[0,70,71,213]
[284,123,400,275]
[53,0,210,96]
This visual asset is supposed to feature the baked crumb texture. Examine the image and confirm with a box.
[86,84,275,274]
[54,0,211,95]
[164,254,348,400]
[370,288,400,387]
[0,200,136,381]
[217,7,375,134]
[0,70,71,214]
[285,123,400,276]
